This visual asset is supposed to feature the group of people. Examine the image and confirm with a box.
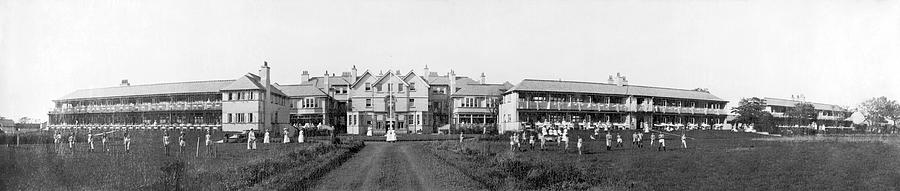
[508,122,690,155]
[52,129,131,153]
[245,127,307,150]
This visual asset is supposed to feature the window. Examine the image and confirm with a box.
[365,83,372,91]
[463,97,478,107]
[398,84,403,92]
[365,99,372,107]
[387,83,393,92]
[377,84,382,92]
[301,98,318,108]
[409,83,416,91]
[409,99,415,108]
[227,113,233,123]
[248,113,254,123]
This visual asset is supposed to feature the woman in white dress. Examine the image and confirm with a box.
[263,130,271,144]
[298,129,305,143]
[282,128,290,144]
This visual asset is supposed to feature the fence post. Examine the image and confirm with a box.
[195,137,200,157]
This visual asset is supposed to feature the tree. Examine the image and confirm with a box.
[486,96,503,134]
[18,117,33,124]
[858,96,900,126]
[786,102,818,127]
[731,97,769,130]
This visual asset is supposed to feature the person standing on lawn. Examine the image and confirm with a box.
[681,133,687,149]
[178,131,186,154]
[54,130,61,144]
[562,132,570,152]
[263,130,271,144]
[577,137,583,155]
[616,133,623,148]
[87,130,94,152]
[102,133,108,152]
[637,131,644,148]
[658,134,666,151]
[509,133,516,151]
[539,133,546,150]
[68,132,75,149]
[459,132,464,143]
[205,129,213,156]
[529,135,535,150]
[163,131,171,156]
[247,129,257,150]
[282,128,290,143]
[298,129,305,143]
[650,133,656,147]
[123,131,131,153]
[605,133,612,151]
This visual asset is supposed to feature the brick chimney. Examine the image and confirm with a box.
[301,70,310,83]
[480,73,486,84]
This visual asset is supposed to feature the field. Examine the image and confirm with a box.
[426,130,900,190]
[0,130,364,190]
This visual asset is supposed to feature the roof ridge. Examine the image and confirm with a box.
[523,79,710,94]
[76,79,235,91]
[765,97,843,107]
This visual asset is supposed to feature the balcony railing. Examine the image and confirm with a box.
[50,102,222,114]
[515,101,727,115]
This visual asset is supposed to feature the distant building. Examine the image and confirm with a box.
[498,74,729,133]
[761,97,853,130]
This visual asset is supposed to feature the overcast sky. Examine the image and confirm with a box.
[2,0,899,122]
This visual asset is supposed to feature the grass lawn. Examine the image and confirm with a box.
[427,130,900,190]
[0,130,363,190]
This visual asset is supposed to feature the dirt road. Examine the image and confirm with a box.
[314,142,482,191]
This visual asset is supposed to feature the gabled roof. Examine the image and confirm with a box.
[57,80,235,101]
[403,71,431,88]
[277,84,328,97]
[453,84,511,97]
[371,72,410,86]
[763,97,848,112]
[507,79,726,102]
[303,76,352,89]
[426,76,478,86]
[221,73,287,96]
[350,70,376,88]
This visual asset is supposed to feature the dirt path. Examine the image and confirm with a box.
[314,142,482,191]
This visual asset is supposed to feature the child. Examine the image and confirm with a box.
[616,134,623,148]
[577,137,583,155]
[164,131,170,155]
[681,134,687,149]
[605,133,612,151]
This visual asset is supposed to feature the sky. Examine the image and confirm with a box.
[1,0,899,122]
